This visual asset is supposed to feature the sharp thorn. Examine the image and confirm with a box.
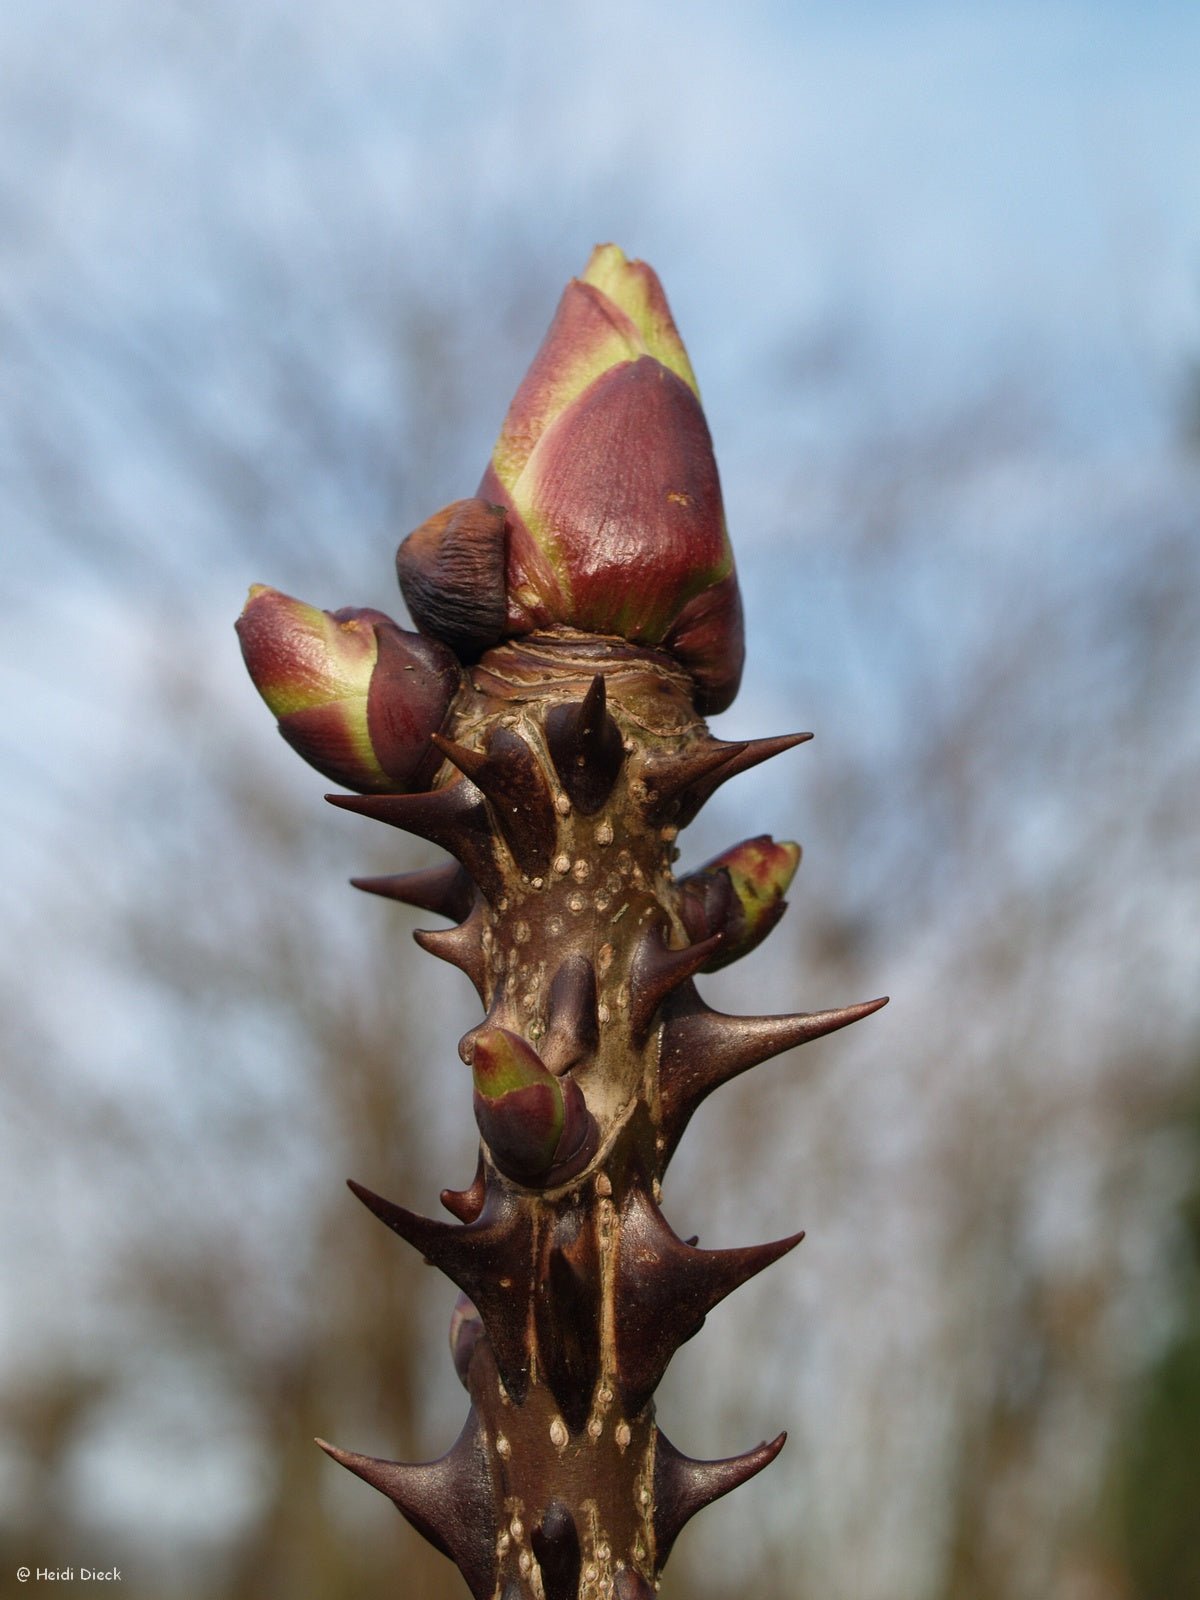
[653,1426,787,1567]
[347,1177,534,1401]
[433,727,557,876]
[440,1151,487,1223]
[545,674,625,814]
[327,782,500,898]
[577,671,606,736]
[627,924,725,1045]
[613,1175,802,1414]
[429,730,486,782]
[640,739,746,823]
[348,1179,459,1266]
[413,900,489,999]
[350,862,476,923]
[317,1413,497,1599]
[660,991,889,1154]
[674,732,813,825]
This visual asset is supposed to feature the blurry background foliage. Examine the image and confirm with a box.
[2,4,1198,1599]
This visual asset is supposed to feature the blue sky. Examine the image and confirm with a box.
[2,1,1199,1576]
[6,0,1198,446]
[4,0,1198,913]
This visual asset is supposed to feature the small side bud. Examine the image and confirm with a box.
[236,585,459,792]
[396,497,508,660]
[531,1500,583,1600]
[662,572,745,716]
[449,1292,485,1387]
[470,1027,596,1187]
[678,836,801,969]
[613,1571,655,1600]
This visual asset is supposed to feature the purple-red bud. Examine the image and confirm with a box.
[662,572,745,718]
[470,1027,596,1187]
[236,585,460,792]
[396,246,745,711]
[679,836,801,970]
[483,246,744,709]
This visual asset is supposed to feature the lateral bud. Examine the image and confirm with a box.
[396,497,508,660]
[531,1500,583,1600]
[236,586,460,792]
[613,1571,656,1600]
[678,835,801,969]
[469,1027,597,1187]
[448,1292,486,1387]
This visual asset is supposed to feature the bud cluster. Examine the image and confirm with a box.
[238,245,885,1599]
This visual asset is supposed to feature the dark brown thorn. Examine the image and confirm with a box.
[640,738,746,824]
[534,1216,601,1434]
[440,1149,487,1223]
[432,726,557,876]
[316,1411,496,1600]
[540,953,599,1075]
[677,731,813,824]
[627,923,725,1045]
[484,726,558,876]
[429,731,489,784]
[327,782,500,899]
[347,1179,461,1266]
[413,900,488,1000]
[347,1177,534,1401]
[652,1426,787,1568]
[350,861,476,923]
[531,1500,583,1600]
[613,1175,803,1416]
[545,673,625,814]
[659,989,890,1157]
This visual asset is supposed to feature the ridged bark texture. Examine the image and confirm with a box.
[320,630,886,1597]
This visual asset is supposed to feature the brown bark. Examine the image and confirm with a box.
[319,630,884,1598]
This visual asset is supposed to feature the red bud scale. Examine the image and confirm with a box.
[237,245,887,1596]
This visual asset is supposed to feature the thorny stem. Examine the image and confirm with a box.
[239,245,887,1599]
[318,633,885,1598]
